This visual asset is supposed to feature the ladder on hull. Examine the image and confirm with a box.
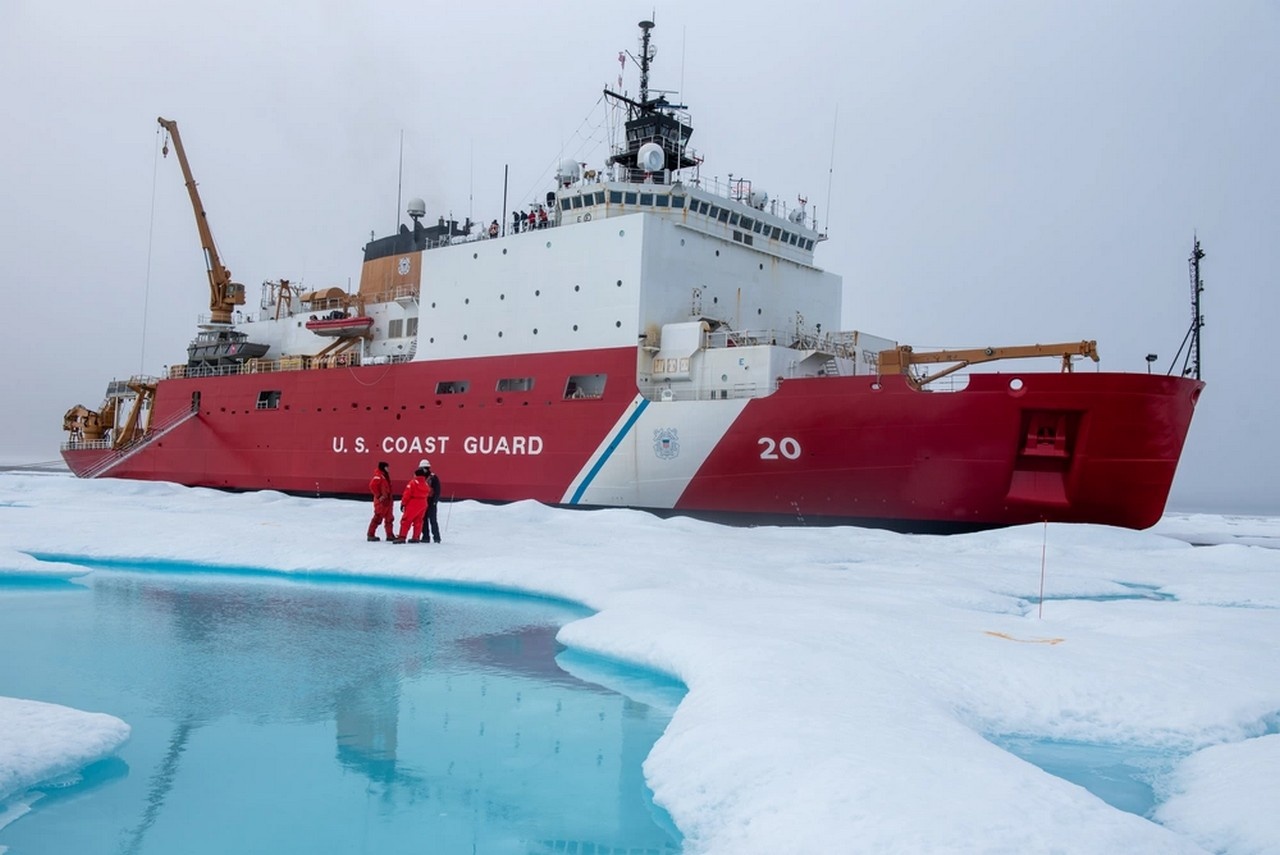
[80,408,200,479]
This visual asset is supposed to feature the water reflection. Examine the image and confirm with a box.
[0,568,682,854]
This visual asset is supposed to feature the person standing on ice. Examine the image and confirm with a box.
[392,466,432,543]
[420,459,442,543]
[366,461,395,542]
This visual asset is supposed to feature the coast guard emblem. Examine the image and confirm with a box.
[653,428,680,460]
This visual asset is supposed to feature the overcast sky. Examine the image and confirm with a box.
[1,0,1275,514]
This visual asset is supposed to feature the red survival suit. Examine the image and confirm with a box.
[396,473,432,542]
[367,468,395,540]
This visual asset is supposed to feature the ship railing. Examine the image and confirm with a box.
[703,327,860,359]
[165,348,422,380]
[642,381,767,402]
[60,438,113,452]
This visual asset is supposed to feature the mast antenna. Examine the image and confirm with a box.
[638,19,655,104]
[1168,235,1206,379]
[395,130,404,233]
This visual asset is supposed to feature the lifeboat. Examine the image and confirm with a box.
[305,313,374,337]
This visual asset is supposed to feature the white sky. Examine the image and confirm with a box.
[0,1,1275,514]
[2,473,1279,852]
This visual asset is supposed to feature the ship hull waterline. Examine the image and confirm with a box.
[62,347,1203,532]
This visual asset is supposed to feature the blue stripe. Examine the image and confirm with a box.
[569,398,650,505]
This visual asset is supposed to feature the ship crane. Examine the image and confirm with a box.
[157,117,245,326]
[878,340,1099,389]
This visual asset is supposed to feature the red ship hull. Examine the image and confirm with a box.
[61,346,1202,531]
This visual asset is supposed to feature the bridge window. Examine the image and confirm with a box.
[256,390,282,410]
[609,190,623,204]
[624,191,638,205]
[640,193,654,206]
[560,197,572,211]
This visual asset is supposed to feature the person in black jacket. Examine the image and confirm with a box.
[419,458,442,543]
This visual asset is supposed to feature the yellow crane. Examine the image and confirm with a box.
[157,117,245,325]
[878,341,1100,389]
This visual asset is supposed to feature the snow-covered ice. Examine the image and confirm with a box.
[0,472,1276,854]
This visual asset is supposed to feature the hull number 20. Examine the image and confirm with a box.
[758,437,802,460]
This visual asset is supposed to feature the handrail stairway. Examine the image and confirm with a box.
[80,408,201,479]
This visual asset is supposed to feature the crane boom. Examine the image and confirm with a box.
[878,340,1099,389]
[157,117,244,325]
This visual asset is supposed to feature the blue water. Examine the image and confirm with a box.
[988,735,1181,817]
[0,564,683,854]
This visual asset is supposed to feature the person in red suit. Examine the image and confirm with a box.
[366,461,395,542]
[392,466,432,543]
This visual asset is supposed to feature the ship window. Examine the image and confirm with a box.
[560,198,571,211]
[717,208,730,223]
[496,377,535,392]
[256,390,282,410]
[671,196,685,209]
[771,226,781,239]
[389,319,404,338]
[572,195,584,209]
[699,201,711,215]
[741,217,754,231]
[655,194,669,207]
[435,380,470,394]
[594,191,605,204]
[639,193,654,206]
[733,232,743,243]
[804,239,815,250]
[624,191,638,204]
[743,234,754,246]
[564,373,606,400]
[609,190,623,204]
[729,213,740,226]
[406,317,418,336]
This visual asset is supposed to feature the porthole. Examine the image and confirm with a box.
[574,285,580,292]
[759,263,764,270]
[616,279,622,287]
[573,324,579,331]
[715,250,720,257]
[619,229,625,237]
[429,337,435,343]
[502,248,508,255]
[757,308,763,315]
[535,289,541,296]
[500,293,505,300]
[546,241,551,248]
[615,321,621,328]
[463,334,468,341]
[721,374,728,381]
[431,302,436,308]
[680,238,685,246]
[498,331,503,337]
[533,328,538,334]
[713,296,718,304]
[1010,378,1025,391]
[473,252,478,259]
[465,297,470,305]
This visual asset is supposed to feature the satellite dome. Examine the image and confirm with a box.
[637,143,665,173]
[556,159,581,187]
[406,198,426,219]
[748,190,769,210]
